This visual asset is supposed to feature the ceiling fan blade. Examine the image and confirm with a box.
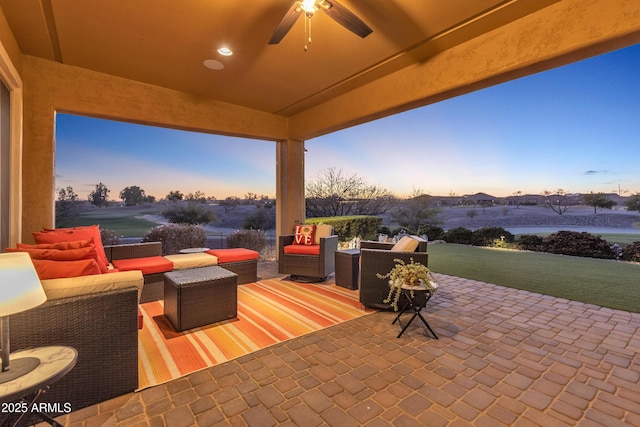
[268,2,302,44]
[324,0,372,39]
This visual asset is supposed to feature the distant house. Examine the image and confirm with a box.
[462,193,497,206]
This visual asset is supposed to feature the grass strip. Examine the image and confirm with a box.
[428,243,640,313]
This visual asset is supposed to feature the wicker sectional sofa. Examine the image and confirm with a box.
[10,271,143,414]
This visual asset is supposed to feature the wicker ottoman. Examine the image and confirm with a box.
[335,249,360,290]
[164,266,238,332]
[206,248,259,284]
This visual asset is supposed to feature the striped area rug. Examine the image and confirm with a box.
[137,277,371,390]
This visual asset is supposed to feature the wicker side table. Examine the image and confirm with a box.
[335,249,360,290]
[164,266,238,332]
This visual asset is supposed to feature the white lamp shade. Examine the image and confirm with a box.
[0,252,47,316]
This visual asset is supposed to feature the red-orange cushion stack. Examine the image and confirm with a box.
[7,225,109,280]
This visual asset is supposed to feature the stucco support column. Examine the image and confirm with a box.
[275,139,305,255]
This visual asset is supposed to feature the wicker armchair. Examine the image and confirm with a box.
[9,287,139,415]
[359,236,428,308]
[107,241,164,302]
[278,226,338,281]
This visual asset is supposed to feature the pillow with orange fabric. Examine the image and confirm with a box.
[17,239,94,251]
[6,245,108,274]
[33,225,109,269]
[31,259,102,280]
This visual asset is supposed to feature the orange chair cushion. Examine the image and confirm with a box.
[206,248,259,263]
[293,224,316,245]
[283,244,321,255]
[33,225,109,269]
[32,259,102,280]
[112,256,174,275]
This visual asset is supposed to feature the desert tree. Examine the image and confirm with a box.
[244,192,258,205]
[119,185,146,206]
[581,192,617,214]
[220,196,240,213]
[166,190,184,201]
[185,191,207,204]
[625,193,640,212]
[88,182,110,207]
[543,189,571,215]
[390,188,442,233]
[305,167,393,217]
[55,186,81,227]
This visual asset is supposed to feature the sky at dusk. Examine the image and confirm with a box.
[56,43,640,201]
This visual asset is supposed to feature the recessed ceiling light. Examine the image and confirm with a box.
[217,47,233,56]
[203,59,224,70]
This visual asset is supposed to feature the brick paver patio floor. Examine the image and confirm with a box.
[49,264,640,426]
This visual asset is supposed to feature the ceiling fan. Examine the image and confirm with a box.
[268,0,372,47]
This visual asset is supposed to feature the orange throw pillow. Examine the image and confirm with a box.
[32,259,102,280]
[293,224,316,245]
[17,239,94,250]
[33,225,109,269]
[7,246,108,274]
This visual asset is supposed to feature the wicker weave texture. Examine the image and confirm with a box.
[140,272,165,303]
[164,266,238,331]
[107,242,162,261]
[278,234,338,279]
[219,259,257,284]
[335,249,360,290]
[9,288,139,414]
[359,237,428,308]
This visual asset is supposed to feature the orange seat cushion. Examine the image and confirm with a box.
[32,259,102,280]
[112,256,174,275]
[283,244,320,255]
[206,248,259,263]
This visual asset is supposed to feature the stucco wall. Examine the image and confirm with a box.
[20,56,289,241]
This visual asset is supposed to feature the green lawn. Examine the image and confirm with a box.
[427,243,640,313]
[71,206,160,237]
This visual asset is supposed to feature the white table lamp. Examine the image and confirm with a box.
[0,252,47,384]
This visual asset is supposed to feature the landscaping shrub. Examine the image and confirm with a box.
[442,227,473,244]
[143,224,207,255]
[162,203,217,225]
[417,225,445,241]
[621,241,640,262]
[541,230,615,259]
[391,227,415,237]
[377,226,392,237]
[227,229,267,252]
[243,208,275,231]
[471,227,514,246]
[517,234,544,251]
[100,227,121,245]
[306,215,382,241]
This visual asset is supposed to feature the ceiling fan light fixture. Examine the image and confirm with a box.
[217,47,233,56]
[299,0,317,14]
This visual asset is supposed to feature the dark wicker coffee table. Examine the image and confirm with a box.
[164,266,238,332]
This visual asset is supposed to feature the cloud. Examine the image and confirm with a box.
[584,170,610,175]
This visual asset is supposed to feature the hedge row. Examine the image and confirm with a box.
[428,226,640,262]
[307,215,382,241]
